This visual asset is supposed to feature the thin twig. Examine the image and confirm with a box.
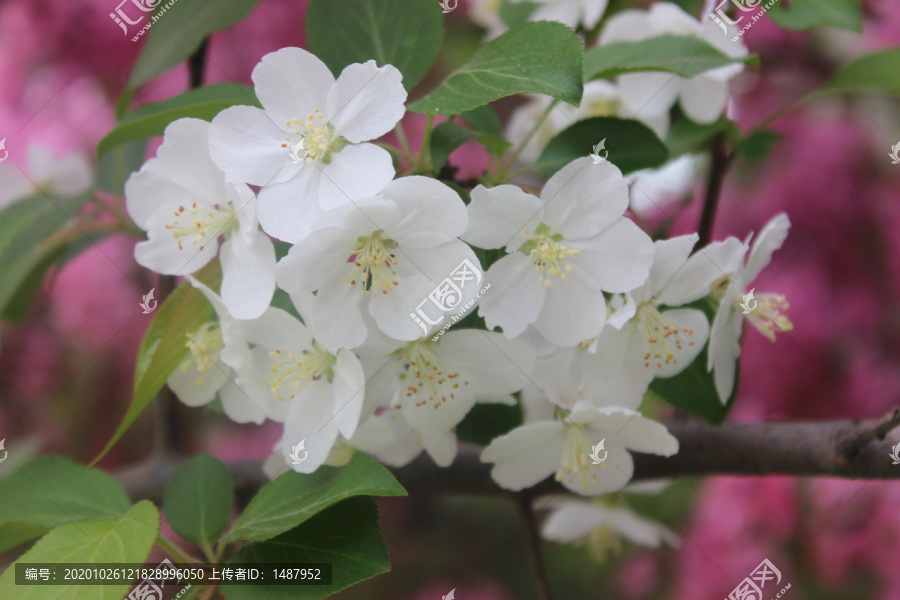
[843,407,900,457]
[696,131,733,249]
[516,495,556,600]
[188,38,209,90]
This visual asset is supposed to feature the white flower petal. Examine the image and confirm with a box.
[167,360,229,407]
[642,234,698,299]
[570,217,654,293]
[541,158,629,240]
[253,47,334,126]
[583,323,654,409]
[384,176,468,247]
[679,76,729,124]
[315,143,395,211]
[219,380,268,424]
[422,430,458,467]
[477,253,546,339]
[462,184,542,250]
[481,422,567,491]
[283,383,341,473]
[327,61,407,142]
[220,232,276,320]
[533,271,607,347]
[311,275,369,351]
[658,237,744,306]
[744,213,791,283]
[256,172,327,243]
[209,105,296,186]
[439,330,535,396]
[617,72,681,119]
[134,213,218,275]
[275,226,354,293]
[559,444,634,495]
[332,349,367,440]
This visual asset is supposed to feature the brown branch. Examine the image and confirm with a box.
[116,410,900,504]
[516,495,556,600]
[696,131,734,249]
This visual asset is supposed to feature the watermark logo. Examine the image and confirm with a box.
[889,142,900,164]
[111,0,181,42]
[140,288,158,314]
[442,589,456,600]
[711,0,781,41]
[590,139,608,164]
[726,558,790,600]
[289,439,308,465]
[0,439,7,464]
[410,258,489,338]
[890,444,900,465]
[127,559,191,600]
[109,0,159,35]
[739,288,757,314]
[0,138,8,164]
[289,140,308,164]
[438,0,458,13]
[589,439,608,465]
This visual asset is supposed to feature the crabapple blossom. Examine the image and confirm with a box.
[598,2,748,125]
[241,293,368,474]
[509,0,610,29]
[539,495,679,561]
[481,401,678,495]
[709,213,793,403]
[462,157,654,346]
[587,233,746,407]
[0,144,93,209]
[357,323,536,465]
[125,118,275,319]
[167,277,296,424]
[275,176,478,348]
[208,48,406,243]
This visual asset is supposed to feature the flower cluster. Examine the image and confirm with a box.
[125,47,792,515]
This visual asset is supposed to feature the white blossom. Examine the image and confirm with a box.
[275,176,477,348]
[481,401,678,495]
[709,213,793,402]
[125,118,275,319]
[462,157,654,346]
[209,48,406,243]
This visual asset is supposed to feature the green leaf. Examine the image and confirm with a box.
[127,0,264,90]
[767,0,862,32]
[0,501,160,600]
[456,402,523,446]
[222,453,406,544]
[649,343,737,424]
[92,261,222,464]
[536,116,668,177]
[736,129,781,163]
[430,120,510,169]
[498,0,539,28]
[410,21,584,115]
[306,0,444,90]
[585,35,752,81]
[95,139,148,196]
[0,212,35,259]
[460,105,502,136]
[0,457,132,530]
[0,191,92,321]
[223,498,389,600]
[97,84,260,160]
[0,522,49,553]
[829,48,900,95]
[664,111,734,157]
[163,453,234,548]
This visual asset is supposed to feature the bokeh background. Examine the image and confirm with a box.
[2,0,900,598]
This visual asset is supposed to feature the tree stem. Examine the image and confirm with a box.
[696,131,732,249]
[516,495,556,600]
